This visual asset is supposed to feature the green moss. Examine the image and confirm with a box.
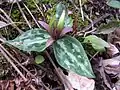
[40,0,57,4]
[25,0,36,9]
[46,5,56,23]
[78,17,89,29]
[11,9,21,22]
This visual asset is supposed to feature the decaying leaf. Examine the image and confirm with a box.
[97,21,120,34]
[115,78,120,90]
[103,56,120,81]
[66,71,95,90]
[103,55,120,67]
[107,43,119,57]
[0,21,8,29]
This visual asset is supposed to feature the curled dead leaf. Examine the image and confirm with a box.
[103,55,120,67]
[66,71,95,90]
[107,43,119,57]
[0,21,8,28]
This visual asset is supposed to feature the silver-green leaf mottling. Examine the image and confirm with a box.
[53,36,95,78]
[6,28,50,52]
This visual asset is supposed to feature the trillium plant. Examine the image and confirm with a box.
[6,3,95,78]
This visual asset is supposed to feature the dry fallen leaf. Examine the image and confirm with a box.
[103,55,120,67]
[103,56,120,90]
[103,56,120,75]
[66,71,95,90]
[0,21,8,29]
[115,77,120,90]
[107,43,119,57]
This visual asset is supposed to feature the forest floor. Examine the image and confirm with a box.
[0,0,120,90]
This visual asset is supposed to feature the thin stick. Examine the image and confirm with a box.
[76,14,110,36]
[45,51,72,90]
[0,46,27,81]
[45,51,63,81]
[0,45,37,90]
[0,22,24,29]
[0,44,34,77]
[32,0,44,18]
[16,1,32,28]
[0,38,5,43]
[0,8,23,34]
[0,14,8,22]
[0,40,50,90]
[79,0,84,21]
[90,51,99,61]
[8,2,14,17]
[23,3,40,28]
[81,14,110,32]
[69,0,79,10]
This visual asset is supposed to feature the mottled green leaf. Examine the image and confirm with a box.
[84,35,110,51]
[57,10,66,30]
[56,3,73,28]
[35,55,45,64]
[107,0,120,8]
[53,36,95,78]
[6,28,50,52]
[64,17,73,27]
[56,2,66,20]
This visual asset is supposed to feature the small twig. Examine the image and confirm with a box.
[76,14,110,36]
[0,14,8,22]
[0,38,5,43]
[0,45,27,81]
[8,2,14,17]
[83,28,96,37]
[0,22,24,29]
[45,51,72,90]
[79,0,84,21]
[32,0,44,18]
[23,3,40,28]
[16,1,32,28]
[45,51,63,82]
[0,44,34,77]
[58,68,73,90]
[84,14,94,29]
[0,41,50,90]
[0,39,34,77]
[90,51,99,61]
[0,8,23,34]
[81,14,110,32]
[69,0,79,10]
[0,44,37,90]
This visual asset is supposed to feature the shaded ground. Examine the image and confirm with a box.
[0,0,120,90]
